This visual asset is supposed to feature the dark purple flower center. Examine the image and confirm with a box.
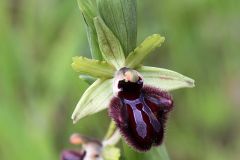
[117,77,143,100]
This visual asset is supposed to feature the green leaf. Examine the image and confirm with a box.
[97,0,137,55]
[94,17,125,69]
[138,66,195,91]
[77,0,102,60]
[71,56,115,78]
[125,34,165,68]
[102,146,121,160]
[72,79,113,123]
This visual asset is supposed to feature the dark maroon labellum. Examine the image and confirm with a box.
[109,68,173,151]
[61,150,86,160]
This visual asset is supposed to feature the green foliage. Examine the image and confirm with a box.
[0,0,240,160]
[94,17,125,69]
[97,0,137,55]
[77,0,102,60]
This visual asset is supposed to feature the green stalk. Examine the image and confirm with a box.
[158,144,170,160]
[104,120,117,140]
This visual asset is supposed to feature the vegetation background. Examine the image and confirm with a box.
[0,0,240,159]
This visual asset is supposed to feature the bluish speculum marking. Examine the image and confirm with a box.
[123,96,161,138]
[124,99,147,138]
[141,95,161,132]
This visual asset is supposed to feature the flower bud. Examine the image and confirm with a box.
[61,134,103,160]
[61,150,85,160]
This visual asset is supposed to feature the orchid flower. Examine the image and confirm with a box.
[61,133,120,160]
[71,15,194,151]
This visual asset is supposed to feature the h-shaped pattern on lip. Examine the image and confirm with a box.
[123,97,161,139]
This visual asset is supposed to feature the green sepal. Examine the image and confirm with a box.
[72,79,113,123]
[97,0,137,55]
[94,17,125,69]
[125,34,165,68]
[77,0,102,60]
[102,146,121,160]
[72,56,115,78]
[138,66,195,91]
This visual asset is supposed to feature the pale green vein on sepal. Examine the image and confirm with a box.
[72,56,115,78]
[77,0,102,60]
[97,0,137,55]
[72,79,113,123]
[125,34,165,68]
[138,66,195,91]
[94,17,125,69]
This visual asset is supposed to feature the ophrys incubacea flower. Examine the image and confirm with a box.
[71,17,194,151]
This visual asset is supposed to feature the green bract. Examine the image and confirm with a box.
[71,16,195,123]
[94,17,125,69]
[97,0,137,55]
[77,0,102,60]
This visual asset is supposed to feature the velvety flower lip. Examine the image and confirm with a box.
[70,16,195,151]
[109,68,173,151]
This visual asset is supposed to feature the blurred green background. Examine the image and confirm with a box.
[0,0,240,159]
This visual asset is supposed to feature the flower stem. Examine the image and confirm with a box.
[104,120,116,140]
[103,130,121,146]
[158,144,170,160]
[103,121,121,147]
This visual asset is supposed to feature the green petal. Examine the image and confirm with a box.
[94,17,125,69]
[138,66,195,91]
[77,0,102,60]
[72,79,113,123]
[71,56,115,78]
[97,0,137,55]
[125,34,165,68]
